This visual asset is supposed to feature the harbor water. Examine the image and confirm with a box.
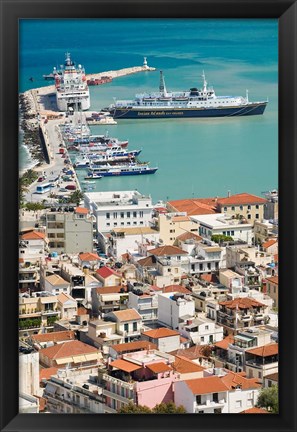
[19,19,278,201]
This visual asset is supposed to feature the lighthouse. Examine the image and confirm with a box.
[143,57,149,69]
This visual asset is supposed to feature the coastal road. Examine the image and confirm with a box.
[24,118,78,203]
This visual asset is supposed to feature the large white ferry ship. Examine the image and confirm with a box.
[54,53,90,111]
[108,71,268,119]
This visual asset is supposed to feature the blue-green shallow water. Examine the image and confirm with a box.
[20,19,278,201]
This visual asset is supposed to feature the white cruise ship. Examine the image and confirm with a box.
[54,53,90,111]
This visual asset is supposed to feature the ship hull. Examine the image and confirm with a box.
[88,168,157,177]
[111,103,267,119]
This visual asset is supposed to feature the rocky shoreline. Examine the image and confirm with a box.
[19,93,45,170]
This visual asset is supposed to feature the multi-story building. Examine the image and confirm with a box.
[141,328,181,353]
[216,297,268,335]
[107,227,159,259]
[266,276,278,309]
[128,290,158,322]
[216,193,267,225]
[19,260,40,291]
[188,242,224,275]
[19,349,40,397]
[19,230,48,261]
[105,309,143,343]
[84,190,154,233]
[45,207,94,254]
[101,350,178,412]
[174,368,261,414]
[43,368,105,413]
[254,220,278,244]
[92,285,128,316]
[158,292,195,331]
[156,212,200,246]
[191,213,253,245]
[179,318,224,345]
[245,343,278,383]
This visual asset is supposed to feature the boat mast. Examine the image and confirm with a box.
[159,71,167,96]
[202,70,207,93]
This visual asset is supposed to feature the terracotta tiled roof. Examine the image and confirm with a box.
[96,266,121,279]
[20,231,46,240]
[214,335,234,350]
[77,306,88,316]
[240,407,269,414]
[110,359,141,373]
[111,340,157,353]
[75,207,89,214]
[200,273,220,284]
[45,274,68,286]
[39,367,59,382]
[262,239,277,249]
[171,216,190,222]
[266,276,278,285]
[169,345,209,359]
[57,293,76,304]
[148,245,188,257]
[137,255,157,267]
[221,371,261,390]
[217,193,267,206]
[219,297,265,309]
[176,231,202,242]
[168,198,218,216]
[173,356,205,373]
[185,376,229,395]
[146,362,172,373]
[142,328,180,339]
[79,252,100,261]
[264,372,278,382]
[96,285,126,294]
[163,285,191,295]
[39,340,98,360]
[111,308,142,322]
[246,343,278,357]
[32,331,75,343]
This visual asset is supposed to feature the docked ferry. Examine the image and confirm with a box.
[108,71,268,119]
[55,53,90,111]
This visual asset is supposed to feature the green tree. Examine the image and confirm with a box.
[68,190,84,206]
[152,401,186,414]
[256,385,278,413]
[118,402,152,414]
[211,234,233,244]
[118,401,187,414]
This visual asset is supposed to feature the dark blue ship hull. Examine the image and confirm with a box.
[88,168,158,177]
[111,103,267,119]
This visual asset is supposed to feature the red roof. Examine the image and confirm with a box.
[221,371,261,390]
[185,376,229,395]
[240,407,269,414]
[262,239,277,249]
[146,362,172,373]
[20,231,46,240]
[79,252,100,261]
[142,328,180,339]
[246,343,278,357]
[219,297,265,309]
[266,276,278,285]
[31,331,75,344]
[168,198,218,216]
[75,207,89,214]
[39,340,98,360]
[173,356,205,373]
[214,335,234,350]
[110,359,141,373]
[96,285,126,294]
[163,285,191,294]
[96,266,121,279]
[148,245,188,256]
[217,193,267,206]
[40,367,59,382]
[111,340,157,353]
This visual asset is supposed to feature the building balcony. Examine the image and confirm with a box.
[103,389,133,404]
[41,309,60,316]
[104,405,117,413]
[241,315,252,321]
[195,399,226,410]
[245,359,278,369]
[102,374,134,391]
[138,303,158,310]
[253,314,264,321]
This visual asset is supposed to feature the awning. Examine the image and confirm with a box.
[101,294,120,301]
[73,355,87,363]
[84,353,100,361]
[110,359,142,373]
[55,357,73,365]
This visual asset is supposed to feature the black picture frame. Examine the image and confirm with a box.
[0,1,296,431]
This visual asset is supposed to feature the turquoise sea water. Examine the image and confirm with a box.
[19,19,278,201]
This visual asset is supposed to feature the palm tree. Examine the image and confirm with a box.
[68,190,84,206]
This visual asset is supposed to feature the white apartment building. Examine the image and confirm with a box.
[128,290,158,322]
[19,230,48,262]
[19,350,40,397]
[84,190,154,233]
[188,242,224,275]
[191,214,253,245]
[180,318,224,345]
[107,227,159,259]
[158,292,195,330]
